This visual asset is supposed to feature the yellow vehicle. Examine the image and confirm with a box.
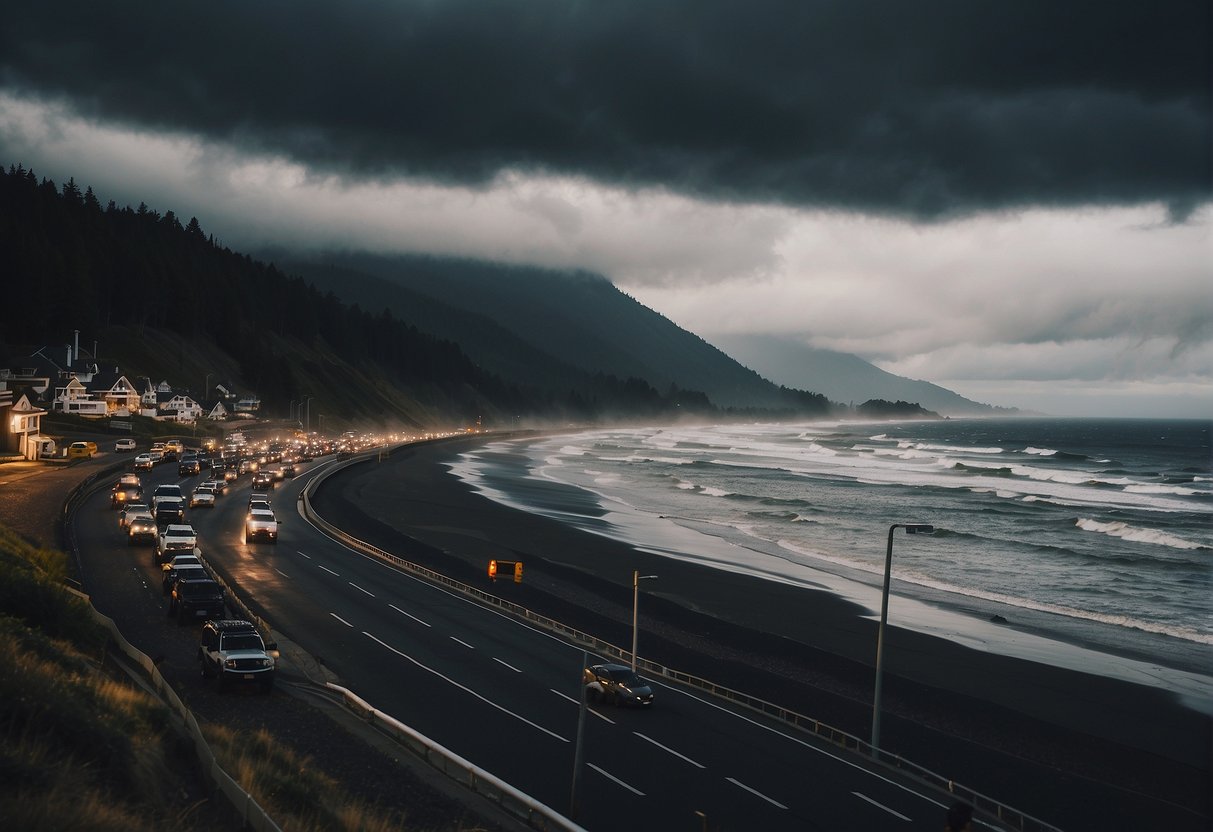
[67,441,96,459]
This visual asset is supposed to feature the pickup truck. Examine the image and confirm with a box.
[198,619,276,692]
[155,524,197,564]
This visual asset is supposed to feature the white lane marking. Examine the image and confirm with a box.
[298,551,311,559]
[450,636,475,649]
[727,777,787,809]
[550,690,615,723]
[364,632,567,743]
[310,513,941,808]
[494,657,521,672]
[330,612,353,627]
[588,764,645,796]
[275,568,290,578]
[853,792,912,821]
[317,564,339,576]
[633,732,705,768]
[666,685,938,802]
[349,581,375,597]
[389,604,431,627]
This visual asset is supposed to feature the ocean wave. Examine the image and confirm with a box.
[1076,518,1208,550]
[898,441,1004,454]
[1124,483,1209,498]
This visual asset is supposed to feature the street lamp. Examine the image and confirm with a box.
[871,523,934,758]
[631,570,658,672]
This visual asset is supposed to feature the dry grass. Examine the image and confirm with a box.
[0,521,481,831]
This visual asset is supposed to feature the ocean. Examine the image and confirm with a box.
[448,418,1212,710]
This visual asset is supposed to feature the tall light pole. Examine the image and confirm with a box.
[631,570,658,672]
[871,522,934,758]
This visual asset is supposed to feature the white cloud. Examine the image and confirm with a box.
[2,91,1209,418]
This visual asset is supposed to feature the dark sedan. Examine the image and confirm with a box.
[582,663,655,707]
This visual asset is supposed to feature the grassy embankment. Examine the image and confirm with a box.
[0,522,469,831]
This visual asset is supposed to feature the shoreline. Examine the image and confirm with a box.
[311,435,1211,830]
[455,431,1213,700]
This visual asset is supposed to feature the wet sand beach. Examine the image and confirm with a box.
[311,435,1211,831]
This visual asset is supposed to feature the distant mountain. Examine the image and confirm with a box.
[273,252,808,411]
[708,334,1008,416]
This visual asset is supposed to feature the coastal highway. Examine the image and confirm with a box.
[73,455,975,831]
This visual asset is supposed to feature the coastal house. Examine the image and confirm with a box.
[157,392,202,423]
[202,399,230,421]
[53,376,107,417]
[0,388,49,460]
[234,395,261,414]
[86,370,140,415]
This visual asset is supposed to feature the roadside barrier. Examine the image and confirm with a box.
[327,683,587,832]
[302,444,1064,832]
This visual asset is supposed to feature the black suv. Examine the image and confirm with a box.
[198,620,276,692]
[154,498,186,526]
[178,454,201,476]
[168,578,224,625]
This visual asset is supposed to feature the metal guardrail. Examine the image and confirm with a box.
[302,443,1065,832]
[327,683,587,832]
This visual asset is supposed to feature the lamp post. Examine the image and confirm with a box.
[631,570,658,672]
[871,523,934,758]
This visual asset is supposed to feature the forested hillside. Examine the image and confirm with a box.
[4,165,827,426]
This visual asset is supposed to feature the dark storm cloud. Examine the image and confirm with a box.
[2,0,1208,219]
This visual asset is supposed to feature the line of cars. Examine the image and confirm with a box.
[110,455,278,693]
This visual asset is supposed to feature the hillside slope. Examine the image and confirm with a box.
[279,252,808,410]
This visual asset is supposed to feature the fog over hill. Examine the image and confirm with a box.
[709,334,1009,416]
[275,250,1003,416]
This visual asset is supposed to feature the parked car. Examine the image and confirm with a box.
[582,664,655,707]
[189,486,216,509]
[127,512,158,545]
[198,619,276,692]
[155,523,196,563]
[168,578,224,624]
[244,508,278,543]
[115,438,137,452]
[133,453,155,470]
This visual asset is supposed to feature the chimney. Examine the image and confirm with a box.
[66,344,72,367]
[74,330,80,361]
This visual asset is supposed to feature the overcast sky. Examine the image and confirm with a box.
[2,1,1209,417]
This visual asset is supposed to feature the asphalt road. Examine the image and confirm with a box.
[72,454,988,832]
